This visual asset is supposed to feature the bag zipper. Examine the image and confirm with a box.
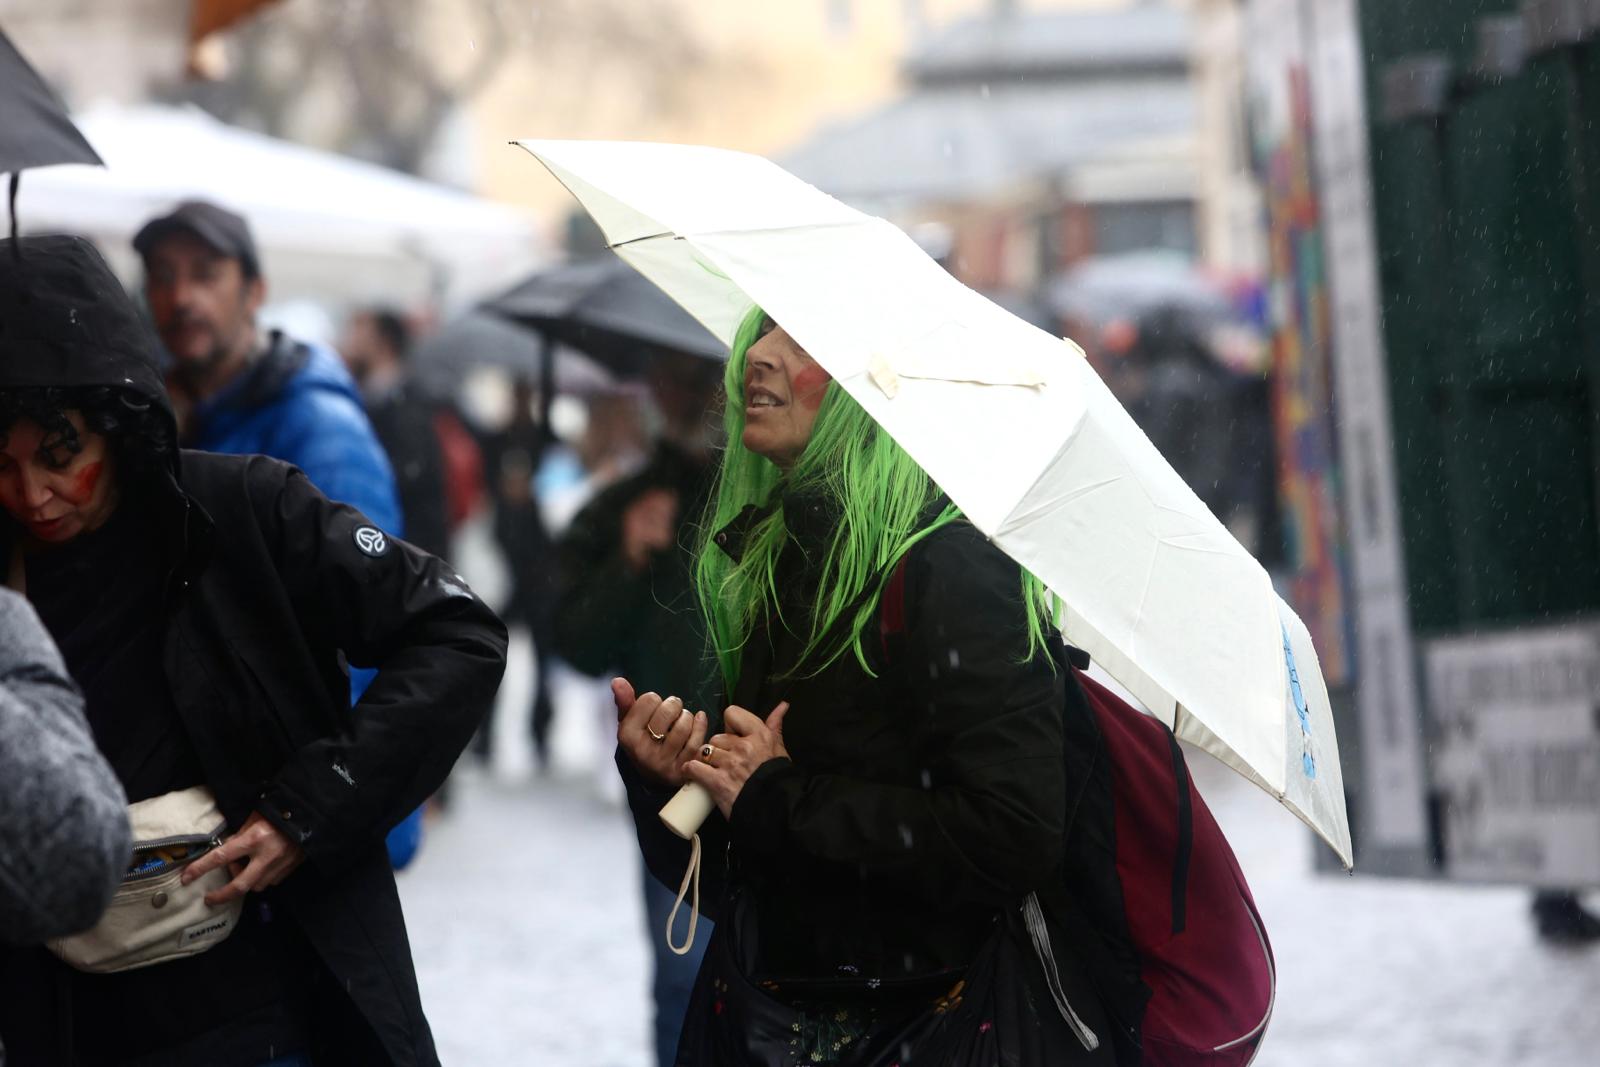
[122,822,227,883]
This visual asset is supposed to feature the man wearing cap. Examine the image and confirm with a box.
[135,200,426,868]
[134,200,402,539]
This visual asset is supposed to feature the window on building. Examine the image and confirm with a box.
[1092,201,1198,257]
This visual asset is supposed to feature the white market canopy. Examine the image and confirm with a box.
[14,102,545,308]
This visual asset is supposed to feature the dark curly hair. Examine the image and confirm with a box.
[0,386,174,492]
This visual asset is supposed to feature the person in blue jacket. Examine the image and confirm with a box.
[134,199,425,869]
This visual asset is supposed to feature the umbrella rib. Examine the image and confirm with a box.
[610,231,675,249]
[609,218,884,248]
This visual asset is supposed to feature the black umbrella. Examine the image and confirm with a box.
[410,310,617,396]
[481,255,726,377]
[1,27,103,234]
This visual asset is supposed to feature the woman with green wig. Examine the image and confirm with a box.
[614,311,1113,1065]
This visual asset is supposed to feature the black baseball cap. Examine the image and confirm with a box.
[132,199,261,278]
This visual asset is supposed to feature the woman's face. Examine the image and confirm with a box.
[741,321,832,469]
[0,414,119,545]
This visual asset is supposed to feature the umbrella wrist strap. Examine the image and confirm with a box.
[666,832,702,956]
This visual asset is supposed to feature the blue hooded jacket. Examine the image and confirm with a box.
[189,332,402,536]
[188,331,425,868]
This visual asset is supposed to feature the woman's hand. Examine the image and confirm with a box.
[613,677,709,790]
[682,702,791,819]
[180,812,305,906]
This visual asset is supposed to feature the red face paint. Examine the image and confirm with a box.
[62,461,103,506]
[792,364,832,411]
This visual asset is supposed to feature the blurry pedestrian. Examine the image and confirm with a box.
[0,234,506,1066]
[478,377,558,769]
[1123,304,1236,519]
[1532,890,1600,944]
[135,200,401,534]
[134,200,427,869]
[339,308,451,561]
[553,351,722,1067]
[614,312,1111,1065]
[0,587,129,942]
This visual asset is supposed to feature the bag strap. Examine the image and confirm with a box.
[1164,728,1194,936]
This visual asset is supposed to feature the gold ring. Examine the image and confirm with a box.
[700,744,716,763]
[647,725,667,742]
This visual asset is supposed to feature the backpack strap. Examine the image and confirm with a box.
[877,556,909,658]
[1164,729,1194,935]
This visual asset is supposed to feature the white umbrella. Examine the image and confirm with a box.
[516,139,1353,868]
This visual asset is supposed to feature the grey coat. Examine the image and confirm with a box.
[0,587,129,945]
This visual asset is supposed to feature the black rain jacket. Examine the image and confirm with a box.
[0,235,508,1065]
[622,490,1067,984]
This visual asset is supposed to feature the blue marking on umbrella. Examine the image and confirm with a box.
[1282,624,1316,780]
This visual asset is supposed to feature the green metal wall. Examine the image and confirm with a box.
[1360,0,1600,632]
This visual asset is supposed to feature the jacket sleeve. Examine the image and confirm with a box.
[551,484,654,676]
[248,463,508,867]
[0,591,130,944]
[276,386,405,538]
[725,526,1066,909]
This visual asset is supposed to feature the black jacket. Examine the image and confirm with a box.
[366,379,452,561]
[554,442,718,710]
[0,235,507,1065]
[623,493,1066,985]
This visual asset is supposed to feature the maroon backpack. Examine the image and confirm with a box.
[1068,667,1276,1066]
[879,562,1276,1065]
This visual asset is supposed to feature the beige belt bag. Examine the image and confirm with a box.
[49,785,242,974]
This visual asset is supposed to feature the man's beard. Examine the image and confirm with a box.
[169,320,242,389]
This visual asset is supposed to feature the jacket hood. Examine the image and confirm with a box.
[0,235,173,419]
[191,332,360,439]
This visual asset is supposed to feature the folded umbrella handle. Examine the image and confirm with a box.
[660,783,714,955]
[660,781,715,840]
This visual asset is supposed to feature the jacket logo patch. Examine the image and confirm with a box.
[353,526,389,557]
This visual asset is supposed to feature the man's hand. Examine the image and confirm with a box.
[682,702,791,819]
[621,488,679,572]
[614,677,709,789]
[180,811,306,906]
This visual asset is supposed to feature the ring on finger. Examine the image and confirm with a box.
[700,743,716,764]
[647,724,667,742]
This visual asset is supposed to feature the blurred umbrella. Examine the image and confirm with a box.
[1045,251,1232,327]
[482,256,727,377]
[411,310,616,396]
[0,27,103,233]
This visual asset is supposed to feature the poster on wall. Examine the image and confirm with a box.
[1426,623,1600,885]
[1244,0,1432,851]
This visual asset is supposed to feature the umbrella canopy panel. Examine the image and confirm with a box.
[483,256,726,376]
[0,27,103,176]
[410,310,616,396]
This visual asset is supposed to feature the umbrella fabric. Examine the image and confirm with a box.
[410,310,616,396]
[483,256,727,375]
[514,139,1353,868]
[0,28,103,176]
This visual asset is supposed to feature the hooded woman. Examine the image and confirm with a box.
[0,234,506,1066]
[615,311,1114,1065]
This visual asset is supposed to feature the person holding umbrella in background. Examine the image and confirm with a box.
[553,348,722,1067]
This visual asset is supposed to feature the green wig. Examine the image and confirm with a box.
[693,307,1061,692]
